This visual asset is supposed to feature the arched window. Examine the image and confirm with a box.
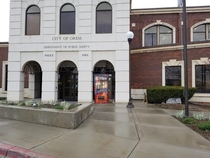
[25,5,40,35]
[193,24,210,41]
[96,2,112,34]
[60,4,75,34]
[145,25,172,46]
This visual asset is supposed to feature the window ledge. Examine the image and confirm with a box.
[194,93,210,97]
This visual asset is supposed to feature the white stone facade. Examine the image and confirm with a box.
[8,0,130,103]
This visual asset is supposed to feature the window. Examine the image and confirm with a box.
[60,4,75,34]
[145,25,172,46]
[165,66,181,86]
[193,24,210,41]
[96,2,112,33]
[195,65,210,93]
[26,5,40,35]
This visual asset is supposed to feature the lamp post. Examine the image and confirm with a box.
[126,31,134,108]
[182,0,189,117]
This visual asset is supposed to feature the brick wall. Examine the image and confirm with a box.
[130,10,210,49]
[130,7,210,89]
[131,48,210,89]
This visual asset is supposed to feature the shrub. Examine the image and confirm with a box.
[50,101,56,106]
[37,101,43,107]
[193,113,205,120]
[18,102,25,106]
[0,97,6,100]
[147,86,196,104]
[198,122,210,131]
[182,117,196,124]
[24,101,31,106]
[59,101,71,110]
[55,105,64,110]
[175,110,184,119]
[0,100,9,105]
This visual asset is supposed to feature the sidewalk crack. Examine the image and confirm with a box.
[127,108,140,158]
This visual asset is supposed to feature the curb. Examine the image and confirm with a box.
[0,143,13,157]
[0,143,55,158]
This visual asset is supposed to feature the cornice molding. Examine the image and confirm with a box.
[131,6,210,15]
[0,42,8,48]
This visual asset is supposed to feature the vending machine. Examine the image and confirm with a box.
[94,74,111,104]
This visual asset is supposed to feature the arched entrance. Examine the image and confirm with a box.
[23,61,42,99]
[58,61,78,101]
[93,60,115,103]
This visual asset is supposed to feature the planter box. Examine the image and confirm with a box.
[0,103,94,129]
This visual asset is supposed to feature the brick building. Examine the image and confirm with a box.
[130,6,210,102]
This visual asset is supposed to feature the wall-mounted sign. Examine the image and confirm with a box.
[51,36,82,41]
[44,54,54,57]
[43,45,90,50]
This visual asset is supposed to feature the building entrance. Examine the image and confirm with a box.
[93,60,115,103]
[58,61,78,101]
[23,61,42,99]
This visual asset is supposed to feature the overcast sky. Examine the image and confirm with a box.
[0,0,210,42]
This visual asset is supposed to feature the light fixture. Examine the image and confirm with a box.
[126,31,134,108]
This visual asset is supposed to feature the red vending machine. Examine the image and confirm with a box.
[94,74,109,104]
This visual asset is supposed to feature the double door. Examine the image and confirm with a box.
[58,73,78,101]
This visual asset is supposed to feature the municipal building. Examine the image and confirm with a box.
[0,1,210,103]
[6,0,130,103]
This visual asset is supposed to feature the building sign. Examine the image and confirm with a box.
[42,36,91,50]
[82,54,88,57]
[51,36,82,41]
[44,54,54,57]
[44,45,90,49]
[43,53,55,60]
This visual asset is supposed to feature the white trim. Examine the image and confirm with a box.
[192,57,210,87]
[0,43,8,47]
[132,42,210,54]
[142,21,176,47]
[162,59,184,86]
[190,19,210,42]
[131,6,210,15]
[2,61,8,94]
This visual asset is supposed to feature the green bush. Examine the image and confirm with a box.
[198,122,210,131]
[0,97,6,100]
[55,105,64,110]
[182,117,196,124]
[147,86,196,104]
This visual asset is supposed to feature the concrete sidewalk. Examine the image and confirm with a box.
[0,101,210,158]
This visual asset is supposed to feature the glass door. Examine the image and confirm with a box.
[59,73,78,101]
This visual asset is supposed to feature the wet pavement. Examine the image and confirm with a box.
[0,101,210,157]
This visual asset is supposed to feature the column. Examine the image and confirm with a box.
[78,51,92,102]
[7,62,24,102]
[41,52,57,102]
